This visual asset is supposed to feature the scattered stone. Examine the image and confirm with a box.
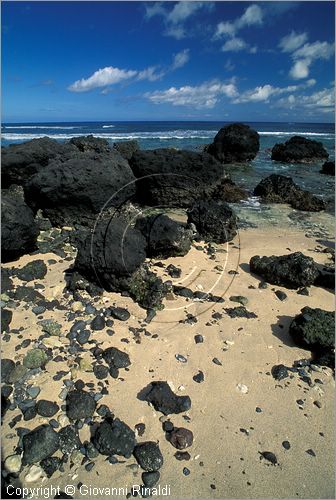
[23,348,48,369]
[187,200,237,244]
[271,364,289,381]
[212,358,222,366]
[1,358,15,383]
[168,428,193,450]
[1,309,13,332]
[133,442,163,472]
[183,467,190,476]
[142,471,160,488]
[40,456,62,478]
[193,371,204,383]
[16,259,47,281]
[36,400,59,417]
[58,425,82,454]
[93,418,136,458]
[275,290,287,301]
[90,315,105,331]
[260,451,277,465]
[142,381,191,415]
[102,347,131,376]
[25,464,44,483]
[297,287,310,296]
[166,264,182,278]
[225,307,257,319]
[174,451,191,461]
[23,425,60,464]
[236,383,248,394]
[194,334,204,344]
[4,454,22,474]
[271,136,328,163]
[109,306,130,322]
[230,295,248,306]
[135,423,146,437]
[38,319,62,336]
[306,449,316,457]
[66,390,96,420]
[93,364,109,380]
[175,354,187,363]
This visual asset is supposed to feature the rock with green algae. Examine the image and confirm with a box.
[38,319,62,336]
[23,348,49,369]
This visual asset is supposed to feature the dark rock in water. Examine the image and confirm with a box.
[289,307,334,367]
[168,428,193,449]
[187,200,237,243]
[130,148,229,207]
[90,315,105,331]
[166,264,182,278]
[66,390,96,420]
[108,306,130,322]
[254,174,325,212]
[1,189,39,263]
[22,425,60,464]
[40,456,62,477]
[69,135,110,153]
[133,442,163,471]
[193,371,204,383]
[320,160,335,176]
[93,418,136,458]
[102,347,131,375]
[250,252,320,289]
[1,358,15,383]
[24,150,136,226]
[205,123,260,163]
[2,137,76,188]
[271,136,328,163]
[16,260,47,281]
[136,214,193,258]
[260,451,277,465]
[275,290,287,301]
[142,381,191,415]
[142,471,160,488]
[271,364,289,381]
[36,400,59,417]
[225,307,257,319]
[58,425,81,454]
[1,309,12,333]
[113,140,139,161]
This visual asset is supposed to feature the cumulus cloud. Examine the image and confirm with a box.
[145,80,238,108]
[68,67,137,92]
[234,80,317,103]
[279,31,308,52]
[222,37,248,52]
[289,59,310,79]
[171,49,190,70]
[137,66,164,82]
[276,86,334,114]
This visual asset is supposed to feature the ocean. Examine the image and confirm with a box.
[2,120,335,230]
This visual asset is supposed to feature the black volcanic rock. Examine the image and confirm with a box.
[250,252,320,289]
[1,189,39,263]
[135,214,193,258]
[212,178,248,202]
[320,160,335,176]
[1,309,13,333]
[133,442,163,471]
[205,123,260,163]
[66,390,96,420]
[271,136,328,163]
[24,150,136,226]
[187,200,237,243]
[22,425,60,464]
[2,137,76,188]
[93,418,136,458]
[69,135,111,153]
[130,148,229,207]
[113,140,139,160]
[289,307,334,367]
[254,174,325,212]
[143,381,191,415]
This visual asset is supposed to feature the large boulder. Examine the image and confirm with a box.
[129,149,229,207]
[254,174,325,212]
[213,178,248,202]
[249,252,320,289]
[24,150,136,226]
[289,307,334,367]
[271,136,328,163]
[205,123,260,163]
[320,160,335,176]
[2,137,76,188]
[135,214,193,258]
[113,140,140,161]
[187,200,237,243]
[1,189,39,263]
[69,135,111,153]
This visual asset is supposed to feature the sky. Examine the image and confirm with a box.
[2,1,335,122]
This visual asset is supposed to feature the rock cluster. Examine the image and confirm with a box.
[271,136,328,163]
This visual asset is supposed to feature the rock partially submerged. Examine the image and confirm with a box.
[271,136,328,163]
[250,252,320,289]
[142,381,191,415]
[1,189,39,263]
[136,214,193,258]
[254,174,325,212]
[187,200,237,243]
[289,307,334,367]
[205,123,260,163]
[130,148,229,207]
[320,160,335,176]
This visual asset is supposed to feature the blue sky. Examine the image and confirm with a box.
[2,1,335,122]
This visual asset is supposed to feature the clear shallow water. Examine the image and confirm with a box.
[2,120,335,230]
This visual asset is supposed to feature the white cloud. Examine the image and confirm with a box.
[68,67,137,92]
[279,31,308,52]
[276,86,334,114]
[164,25,186,39]
[137,66,164,82]
[222,37,248,52]
[289,59,310,80]
[144,2,166,19]
[145,80,238,108]
[215,3,263,41]
[171,49,190,70]
[293,40,335,61]
[234,80,317,103]
[215,21,236,38]
[167,1,206,24]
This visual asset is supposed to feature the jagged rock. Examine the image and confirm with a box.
[320,160,335,176]
[24,150,136,226]
[133,442,163,471]
[250,252,320,289]
[187,200,237,243]
[1,359,15,383]
[213,178,248,202]
[58,425,81,454]
[2,137,76,188]
[66,390,96,420]
[1,189,39,263]
[254,174,325,212]
[69,135,111,153]
[93,418,136,458]
[36,400,59,417]
[205,123,260,163]
[22,425,60,464]
[102,347,131,377]
[130,148,229,207]
[142,381,191,415]
[16,260,48,281]
[113,140,139,160]
[271,136,328,163]
[289,307,334,367]
[135,214,193,258]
